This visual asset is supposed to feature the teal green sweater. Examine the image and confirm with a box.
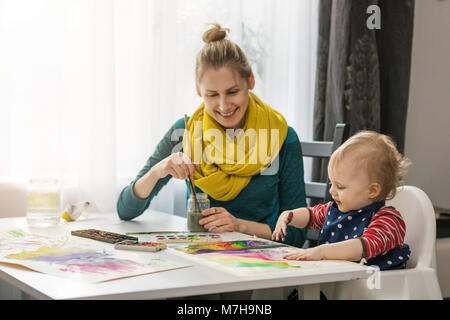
[117,118,307,247]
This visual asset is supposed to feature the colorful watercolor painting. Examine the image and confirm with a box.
[171,247,299,276]
[203,250,301,269]
[0,229,190,283]
[175,240,286,254]
[172,241,353,276]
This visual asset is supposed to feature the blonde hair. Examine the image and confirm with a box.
[329,131,410,201]
[195,23,252,84]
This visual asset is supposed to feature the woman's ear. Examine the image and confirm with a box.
[248,73,255,90]
[368,182,382,200]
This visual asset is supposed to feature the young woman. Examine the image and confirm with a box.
[117,23,307,248]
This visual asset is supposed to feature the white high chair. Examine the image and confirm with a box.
[436,238,450,298]
[324,185,443,299]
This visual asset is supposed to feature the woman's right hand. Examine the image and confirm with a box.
[152,152,198,180]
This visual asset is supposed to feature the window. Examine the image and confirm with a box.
[0,0,317,213]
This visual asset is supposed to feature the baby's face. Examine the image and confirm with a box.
[328,156,375,213]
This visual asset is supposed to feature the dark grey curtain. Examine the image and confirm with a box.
[312,0,414,183]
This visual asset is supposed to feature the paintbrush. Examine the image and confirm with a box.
[184,114,201,213]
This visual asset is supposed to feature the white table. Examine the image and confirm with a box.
[0,210,375,300]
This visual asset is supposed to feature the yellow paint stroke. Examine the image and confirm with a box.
[6,243,75,260]
[204,255,300,269]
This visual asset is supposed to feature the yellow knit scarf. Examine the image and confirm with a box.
[183,92,288,201]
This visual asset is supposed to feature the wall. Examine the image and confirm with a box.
[404,0,450,210]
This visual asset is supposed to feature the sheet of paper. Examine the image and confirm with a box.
[172,239,356,276]
[0,229,191,283]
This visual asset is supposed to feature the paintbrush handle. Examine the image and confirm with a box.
[188,173,201,212]
[184,114,192,158]
[184,114,201,212]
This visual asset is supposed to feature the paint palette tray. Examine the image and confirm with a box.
[154,233,222,243]
[114,240,167,252]
[71,229,138,244]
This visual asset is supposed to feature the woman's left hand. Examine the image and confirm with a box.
[199,207,240,232]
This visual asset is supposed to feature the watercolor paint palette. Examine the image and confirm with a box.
[71,229,138,244]
[154,233,222,243]
[114,240,167,252]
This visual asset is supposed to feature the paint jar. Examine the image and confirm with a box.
[187,193,209,232]
[26,178,61,228]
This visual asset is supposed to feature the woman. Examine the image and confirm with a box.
[117,23,307,248]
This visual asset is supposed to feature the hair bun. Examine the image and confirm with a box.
[202,23,229,43]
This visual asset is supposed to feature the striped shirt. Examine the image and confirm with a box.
[307,202,407,260]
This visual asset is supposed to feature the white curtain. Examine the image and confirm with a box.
[0,0,318,214]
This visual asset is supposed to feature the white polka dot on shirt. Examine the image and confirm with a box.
[387,260,392,265]
[353,226,357,231]
[399,256,403,260]
[348,216,352,220]
[337,224,342,229]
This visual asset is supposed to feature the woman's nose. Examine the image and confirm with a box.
[218,96,232,111]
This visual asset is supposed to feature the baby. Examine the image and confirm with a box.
[272,131,411,270]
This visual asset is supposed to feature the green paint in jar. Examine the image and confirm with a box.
[187,193,209,232]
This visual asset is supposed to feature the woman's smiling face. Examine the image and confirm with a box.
[196,66,255,129]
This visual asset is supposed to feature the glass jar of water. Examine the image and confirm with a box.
[187,193,209,232]
[26,178,61,227]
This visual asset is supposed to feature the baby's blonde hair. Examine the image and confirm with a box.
[329,131,410,201]
[195,23,252,84]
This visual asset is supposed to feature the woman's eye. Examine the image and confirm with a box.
[228,90,238,95]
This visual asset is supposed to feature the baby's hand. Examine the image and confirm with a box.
[284,246,324,261]
[271,211,293,242]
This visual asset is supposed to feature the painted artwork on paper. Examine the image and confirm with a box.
[0,229,190,283]
[189,249,354,276]
[175,240,286,254]
[172,248,300,276]
[173,240,353,276]
[202,249,302,270]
